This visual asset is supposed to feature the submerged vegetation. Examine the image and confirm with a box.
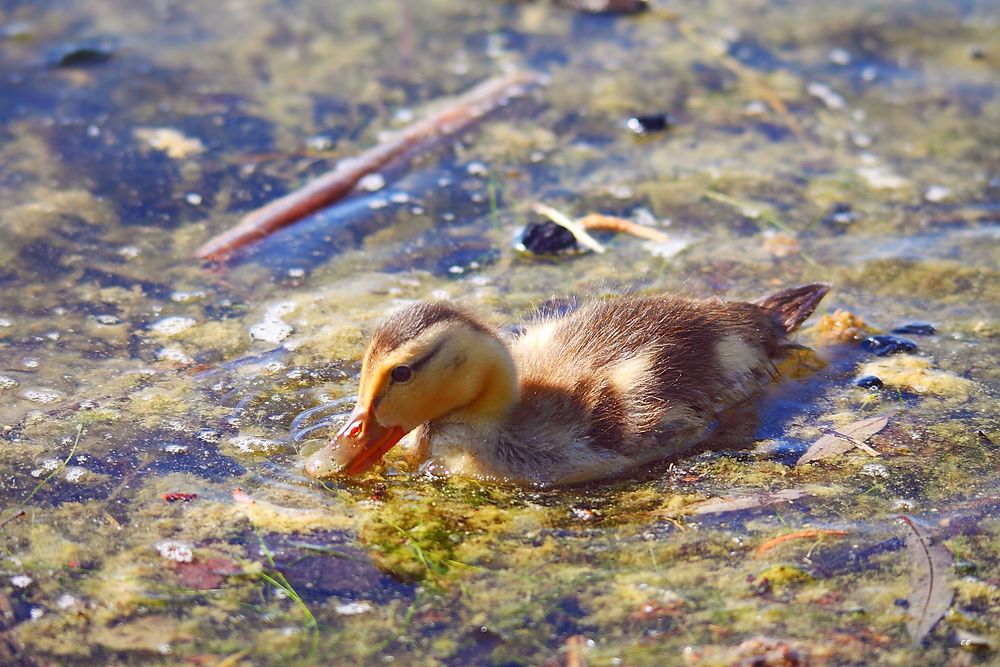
[0,0,998,665]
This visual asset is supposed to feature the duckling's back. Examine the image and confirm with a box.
[505,284,828,482]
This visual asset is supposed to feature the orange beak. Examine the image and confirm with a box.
[304,406,406,479]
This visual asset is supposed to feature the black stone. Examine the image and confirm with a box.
[891,322,937,336]
[861,335,918,357]
[625,113,672,135]
[50,38,117,67]
[517,220,578,255]
[855,375,884,389]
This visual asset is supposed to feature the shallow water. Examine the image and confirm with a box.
[1,1,998,665]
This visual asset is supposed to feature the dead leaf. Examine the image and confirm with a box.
[687,489,807,516]
[901,515,954,644]
[175,557,243,590]
[797,414,890,465]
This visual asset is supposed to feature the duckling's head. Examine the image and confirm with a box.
[304,302,518,478]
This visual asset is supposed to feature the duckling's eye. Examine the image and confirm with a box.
[390,365,413,383]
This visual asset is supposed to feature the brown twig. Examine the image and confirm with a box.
[756,528,848,556]
[578,213,670,242]
[194,70,541,262]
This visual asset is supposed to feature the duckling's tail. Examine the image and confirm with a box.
[755,283,831,334]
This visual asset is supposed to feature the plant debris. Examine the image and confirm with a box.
[194,70,540,262]
[797,414,890,465]
[684,488,809,516]
[755,528,849,557]
[900,515,954,644]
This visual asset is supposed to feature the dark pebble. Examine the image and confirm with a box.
[556,0,649,14]
[822,202,856,227]
[517,221,577,255]
[855,375,884,390]
[894,598,910,608]
[861,335,918,356]
[50,38,117,67]
[625,113,672,135]
[891,322,937,336]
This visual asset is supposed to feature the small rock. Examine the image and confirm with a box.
[134,127,205,159]
[50,38,116,67]
[56,593,78,609]
[18,388,63,404]
[625,113,672,135]
[861,335,918,357]
[516,221,577,255]
[357,173,386,192]
[924,185,952,203]
[150,316,196,336]
[891,322,936,336]
[156,346,194,365]
[249,319,293,344]
[858,165,910,190]
[807,82,846,110]
[861,463,889,478]
[828,48,852,66]
[306,135,334,151]
[555,0,649,14]
[156,540,194,563]
[466,161,489,177]
[335,600,374,615]
[822,202,855,228]
[10,575,32,588]
[855,375,884,390]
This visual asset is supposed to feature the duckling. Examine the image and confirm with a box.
[304,283,829,486]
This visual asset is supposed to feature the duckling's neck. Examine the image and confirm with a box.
[443,334,519,427]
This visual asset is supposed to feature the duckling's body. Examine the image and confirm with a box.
[305,284,829,486]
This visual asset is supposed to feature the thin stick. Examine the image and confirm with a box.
[755,528,848,556]
[194,70,541,262]
[578,214,670,242]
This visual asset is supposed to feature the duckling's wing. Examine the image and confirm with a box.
[510,292,812,457]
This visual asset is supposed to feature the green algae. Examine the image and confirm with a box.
[1,0,999,665]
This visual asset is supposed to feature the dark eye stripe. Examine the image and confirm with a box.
[408,339,446,373]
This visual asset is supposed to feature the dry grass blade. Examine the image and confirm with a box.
[900,515,954,644]
[195,70,540,262]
